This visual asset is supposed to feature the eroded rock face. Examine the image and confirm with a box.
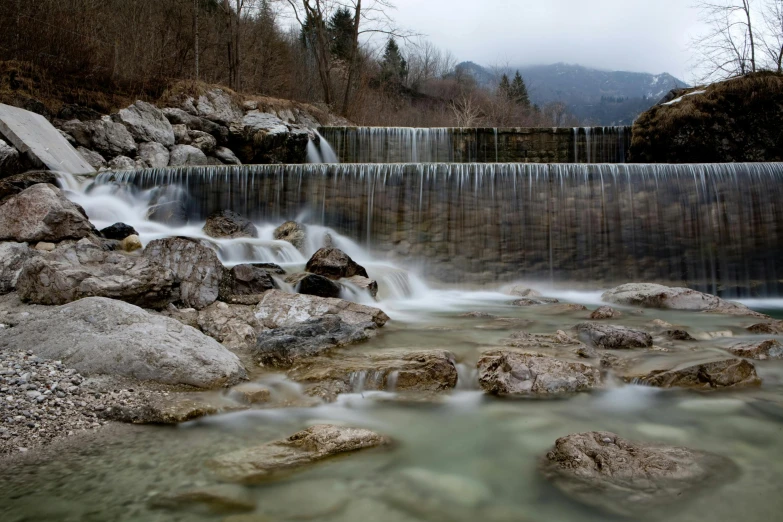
[254,290,389,329]
[602,283,761,316]
[503,330,595,359]
[286,272,341,299]
[631,357,760,389]
[0,138,22,177]
[255,315,378,368]
[0,242,38,294]
[575,323,653,349]
[60,118,137,159]
[727,339,783,360]
[273,221,306,251]
[305,248,369,280]
[0,297,246,388]
[287,349,459,396]
[197,301,264,351]
[208,424,391,484]
[144,237,224,310]
[114,100,175,147]
[191,89,244,125]
[203,210,258,239]
[0,184,94,242]
[215,146,241,165]
[16,239,175,308]
[76,147,107,169]
[540,431,738,516]
[108,155,136,170]
[477,350,599,396]
[100,222,138,241]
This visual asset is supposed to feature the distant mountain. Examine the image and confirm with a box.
[455,62,689,126]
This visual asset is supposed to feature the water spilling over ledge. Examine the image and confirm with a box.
[319,126,631,163]
[93,162,783,296]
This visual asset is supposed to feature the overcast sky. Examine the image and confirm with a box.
[391,0,705,81]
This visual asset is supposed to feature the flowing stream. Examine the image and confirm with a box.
[2,158,783,521]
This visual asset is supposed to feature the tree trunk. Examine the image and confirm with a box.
[194,0,200,80]
[340,1,362,116]
[744,0,756,72]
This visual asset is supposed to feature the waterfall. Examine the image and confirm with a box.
[91,162,783,296]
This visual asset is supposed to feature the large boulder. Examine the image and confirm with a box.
[60,118,137,159]
[254,315,379,368]
[107,155,136,170]
[114,100,175,147]
[747,321,783,334]
[188,130,217,155]
[629,357,760,389]
[219,264,278,302]
[169,144,208,166]
[16,239,175,308]
[305,248,369,280]
[273,221,306,251]
[540,431,738,516]
[503,330,597,359]
[601,283,761,316]
[253,289,389,329]
[287,349,459,397]
[228,111,310,163]
[215,146,241,165]
[137,142,171,169]
[76,147,107,170]
[477,350,599,396]
[208,424,391,484]
[203,210,258,239]
[162,107,229,143]
[285,272,341,299]
[144,237,224,310]
[190,89,243,125]
[0,297,246,388]
[0,242,38,294]
[0,183,94,242]
[727,339,783,360]
[574,323,653,349]
[0,138,23,177]
[0,171,58,203]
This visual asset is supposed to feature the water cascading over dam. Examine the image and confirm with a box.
[319,126,631,163]
[95,162,783,296]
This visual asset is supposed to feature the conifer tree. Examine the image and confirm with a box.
[381,37,408,85]
[498,73,511,100]
[510,71,530,107]
[328,7,354,61]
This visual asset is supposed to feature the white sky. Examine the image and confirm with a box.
[391,0,706,81]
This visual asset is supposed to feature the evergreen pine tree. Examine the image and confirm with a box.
[498,73,511,100]
[299,12,325,50]
[328,7,354,61]
[381,38,408,85]
[510,71,530,107]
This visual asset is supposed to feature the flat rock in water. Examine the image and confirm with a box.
[0,183,94,242]
[208,424,392,484]
[503,330,595,359]
[0,297,246,388]
[629,357,760,389]
[512,297,559,306]
[305,247,369,280]
[727,339,783,360]
[254,290,389,329]
[255,315,378,368]
[540,431,739,516]
[575,323,653,349]
[601,283,763,317]
[477,350,599,396]
[504,285,542,298]
[105,393,241,424]
[287,349,458,397]
[203,210,258,239]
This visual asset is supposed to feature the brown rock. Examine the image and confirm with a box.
[305,247,368,280]
[0,183,94,242]
[477,350,599,396]
[727,339,783,360]
[590,305,621,319]
[630,357,760,389]
[575,323,653,349]
[747,321,783,334]
[203,210,258,239]
[273,220,306,251]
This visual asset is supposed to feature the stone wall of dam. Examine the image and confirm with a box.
[318,126,631,163]
[97,163,783,296]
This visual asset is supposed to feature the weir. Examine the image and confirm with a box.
[95,162,783,296]
[318,126,631,163]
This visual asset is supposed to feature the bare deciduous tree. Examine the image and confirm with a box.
[692,0,758,80]
[762,0,783,71]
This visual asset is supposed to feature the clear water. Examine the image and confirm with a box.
[1,173,782,521]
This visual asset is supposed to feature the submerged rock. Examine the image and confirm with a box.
[254,290,389,329]
[503,330,594,358]
[504,285,542,298]
[630,357,760,389]
[208,424,392,484]
[602,283,763,317]
[575,323,653,349]
[105,393,231,424]
[203,210,258,239]
[273,220,306,251]
[512,297,559,306]
[305,247,369,280]
[255,315,378,368]
[150,484,256,514]
[477,350,599,396]
[590,305,621,319]
[0,297,246,388]
[286,272,341,299]
[727,339,783,360]
[0,183,94,242]
[540,431,738,516]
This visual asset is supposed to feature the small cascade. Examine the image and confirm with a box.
[88,162,783,295]
[571,126,630,163]
[306,129,339,164]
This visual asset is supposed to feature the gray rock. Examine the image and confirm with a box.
[255,315,378,368]
[0,297,246,388]
[343,275,379,298]
[727,339,783,360]
[219,264,278,301]
[192,89,243,125]
[76,147,107,169]
[203,210,258,239]
[197,301,264,351]
[188,130,217,155]
[114,100,175,146]
[60,118,137,158]
[273,220,306,251]
[504,285,541,297]
[503,330,596,359]
[169,144,208,166]
[254,289,389,329]
[214,146,241,165]
[0,242,38,294]
[512,297,560,306]
[208,424,391,484]
[144,237,223,310]
[16,239,176,308]
[305,247,369,280]
[137,142,170,169]
[540,431,738,516]
[602,283,763,317]
[629,357,760,389]
[477,350,599,396]
[0,183,94,242]
[747,321,783,334]
[575,323,653,349]
[107,155,135,170]
[286,272,341,299]
[0,138,23,177]
[0,171,59,203]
